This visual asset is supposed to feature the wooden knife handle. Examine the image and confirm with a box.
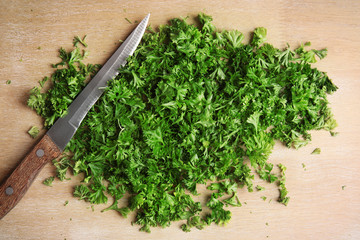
[0,134,61,219]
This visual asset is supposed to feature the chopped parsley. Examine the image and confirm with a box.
[330,131,339,137]
[28,13,337,232]
[311,148,321,155]
[278,164,290,206]
[28,126,40,138]
[73,35,88,47]
[302,163,307,171]
[43,176,55,186]
[125,18,132,24]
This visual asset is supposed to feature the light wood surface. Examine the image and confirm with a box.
[0,0,359,239]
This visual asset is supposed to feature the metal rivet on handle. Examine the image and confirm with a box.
[36,149,45,157]
[5,186,13,196]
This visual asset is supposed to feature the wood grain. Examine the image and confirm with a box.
[0,134,61,220]
[0,0,360,239]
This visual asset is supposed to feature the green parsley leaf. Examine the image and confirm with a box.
[278,164,290,206]
[223,193,242,207]
[302,163,307,171]
[246,112,261,132]
[73,184,90,200]
[28,126,40,138]
[256,185,265,191]
[225,30,244,48]
[330,131,339,137]
[52,157,71,181]
[251,27,267,47]
[43,176,55,187]
[125,17,132,24]
[311,148,321,155]
[73,35,88,47]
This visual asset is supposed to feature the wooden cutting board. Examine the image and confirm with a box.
[0,0,359,239]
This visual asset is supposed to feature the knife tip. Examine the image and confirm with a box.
[140,13,150,26]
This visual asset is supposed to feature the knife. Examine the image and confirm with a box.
[0,13,150,219]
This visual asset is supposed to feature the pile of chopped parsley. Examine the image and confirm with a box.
[28,13,337,232]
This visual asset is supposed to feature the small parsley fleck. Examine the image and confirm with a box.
[28,126,40,138]
[302,163,307,171]
[330,131,339,137]
[278,164,290,206]
[311,148,321,155]
[125,17,132,24]
[73,35,88,47]
[43,176,55,187]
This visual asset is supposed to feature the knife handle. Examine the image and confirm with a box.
[0,134,61,219]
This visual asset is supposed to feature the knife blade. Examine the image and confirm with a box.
[0,13,150,219]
